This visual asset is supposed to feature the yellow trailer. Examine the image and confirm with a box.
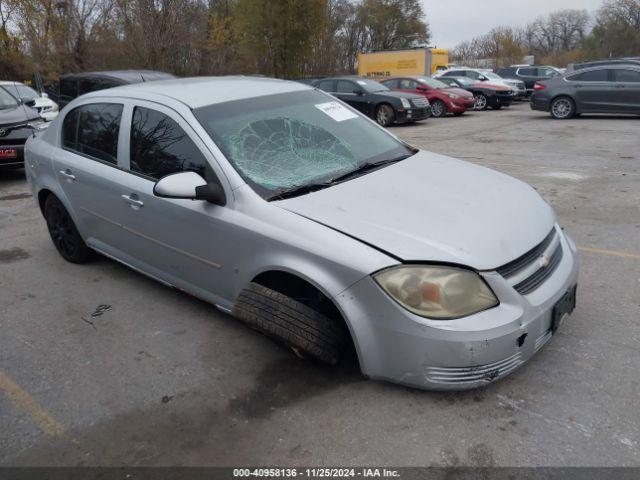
[357,48,449,78]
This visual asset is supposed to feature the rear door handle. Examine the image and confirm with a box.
[121,194,144,208]
[59,169,76,181]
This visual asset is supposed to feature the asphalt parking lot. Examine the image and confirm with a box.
[1,102,639,467]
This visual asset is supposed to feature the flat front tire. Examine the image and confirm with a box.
[44,195,91,263]
[233,283,347,365]
[375,104,395,127]
[550,96,575,119]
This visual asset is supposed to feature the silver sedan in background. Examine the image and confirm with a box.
[24,77,578,390]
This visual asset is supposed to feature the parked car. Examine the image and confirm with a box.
[379,76,475,117]
[0,81,59,121]
[58,70,175,107]
[435,68,526,99]
[313,77,430,127]
[25,77,579,390]
[438,76,514,110]
[494,66,562,96]
[0,87,47,168]
[530,64,640,119]
[568,57,640,72]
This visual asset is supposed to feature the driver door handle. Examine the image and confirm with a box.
[59,169,76,181]
[121,194,144,208]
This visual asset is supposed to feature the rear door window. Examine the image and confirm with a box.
[382,79,400,89]
[62,103,123,164]
[399,79,418,89]
[614,69,640,82]
[129,106,207,180]
[574,69,610,82]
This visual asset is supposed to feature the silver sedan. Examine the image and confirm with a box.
[24,77,579,390]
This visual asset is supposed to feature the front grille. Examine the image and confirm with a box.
[425,352,523,385]
[411,97,429,108]
[496,228,564,295]
[513,243,563,295]
[497,229,556,278]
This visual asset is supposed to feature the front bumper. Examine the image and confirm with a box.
[396,107,431,123]
[0,144,25,167]
[488,95,513,108]
[336,227,579,391]
[449,98,475,113]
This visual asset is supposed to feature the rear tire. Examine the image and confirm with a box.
[550,96,575,119]
[44,195,91,263]
[233,283,348,365]
[431,99,447,118]
[375,104,395,127]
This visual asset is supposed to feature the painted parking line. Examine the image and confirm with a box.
[579,246,640,260]
[0,369,66,438]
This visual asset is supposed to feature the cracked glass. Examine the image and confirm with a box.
[194,89,411,199]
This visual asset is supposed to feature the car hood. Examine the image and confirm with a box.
[375,90,423,100]
[475,82,511,91]
[277,152,555,270]
[443,87,474,98]
[0,105,39,124]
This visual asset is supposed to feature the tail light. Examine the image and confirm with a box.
[534,83,546,91]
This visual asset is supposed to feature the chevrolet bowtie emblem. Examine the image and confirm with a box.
[539,255,550,268]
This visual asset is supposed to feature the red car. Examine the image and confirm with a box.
[380,76,476,118]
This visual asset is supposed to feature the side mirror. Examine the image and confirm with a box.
[20,98,37,107]
[353,88,364,95]
[417,84,428,91]
[153,171,226,206]
[41,92,49,98]
[478,75,488,82]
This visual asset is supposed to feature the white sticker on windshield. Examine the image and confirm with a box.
[315,101,358,122]
[357,81,367,85]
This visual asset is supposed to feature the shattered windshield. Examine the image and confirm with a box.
[194,90,411,199]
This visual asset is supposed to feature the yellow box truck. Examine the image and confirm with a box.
[357,48,449,78]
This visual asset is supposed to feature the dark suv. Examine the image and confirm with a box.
[495,66,561,95]
[58,70,175,107]
[313,77,430,127]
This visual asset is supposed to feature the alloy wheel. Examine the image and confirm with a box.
[551,98,574,119]
[474,94,487,110]
[376,105,394,126]
[431,100,446,118]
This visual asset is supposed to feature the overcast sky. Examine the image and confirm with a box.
[423,0,605,49]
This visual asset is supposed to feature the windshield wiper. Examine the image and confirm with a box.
[267,152,415,202]
[267,182,335,201]
[328,153,414,184]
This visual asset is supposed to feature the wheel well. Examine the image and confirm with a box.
[551,94,575,106]
[252,271,344,322]
[375,102,394,114]
[37,189,53,215]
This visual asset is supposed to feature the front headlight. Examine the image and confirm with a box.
[447,93,460,99]
[374,265,498,319]
[400,98,411,108]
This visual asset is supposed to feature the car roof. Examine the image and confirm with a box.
[81,76,312,108]
[0,81,24,85]
[568,64,640,74]
[60,70,175,82]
